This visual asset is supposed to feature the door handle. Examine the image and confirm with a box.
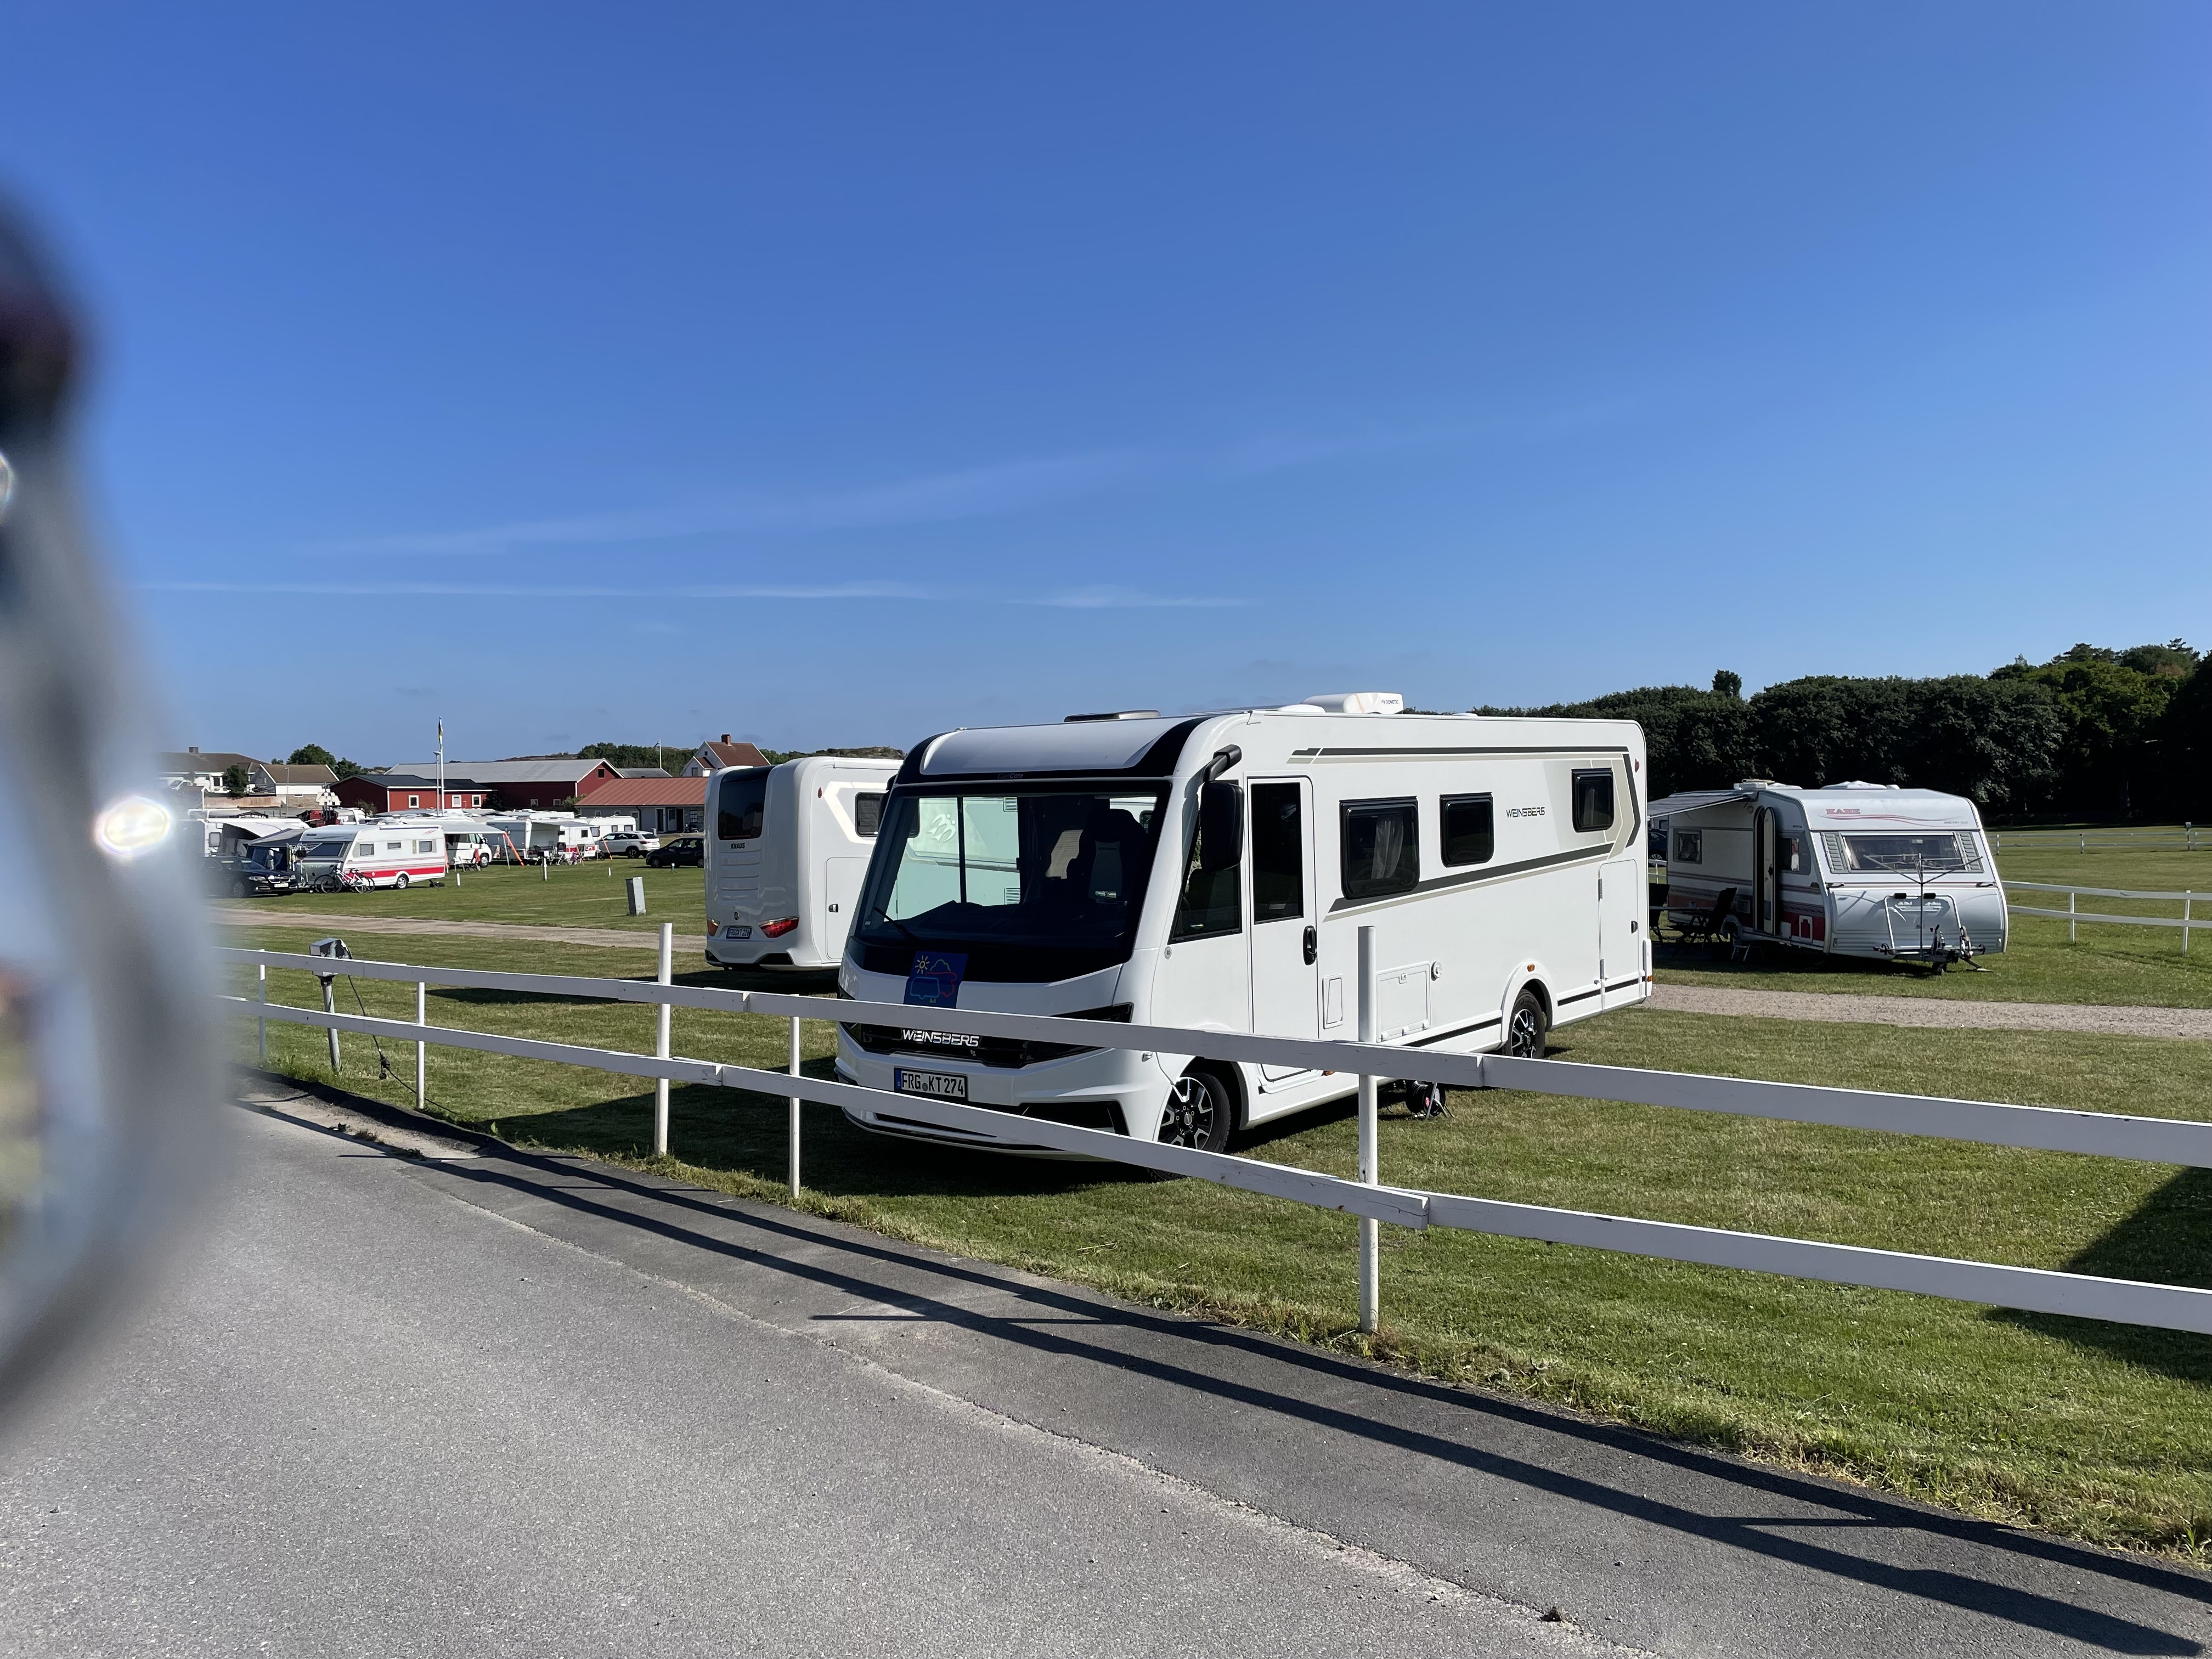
[828,903,839,912]
[1302,924,1317,965]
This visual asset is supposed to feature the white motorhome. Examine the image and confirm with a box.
[704,756,901,971]
[832,697,1651,1153]
[294,823,449,889]
[1651,780,2006,966]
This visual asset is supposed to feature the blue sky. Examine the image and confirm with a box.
[3,3,2207,763]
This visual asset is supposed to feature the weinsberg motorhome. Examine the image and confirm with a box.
[833,696,1651,1154]
[1650,780,2007,967]
[704,756,901,970]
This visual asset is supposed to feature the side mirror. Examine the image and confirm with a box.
[1198,780,1243,873]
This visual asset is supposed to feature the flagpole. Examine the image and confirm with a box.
[437,720,445,811]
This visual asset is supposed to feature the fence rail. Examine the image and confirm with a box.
[2002,879,2198,950]
[1990,827,2201,852]
[218,943,2212,1338]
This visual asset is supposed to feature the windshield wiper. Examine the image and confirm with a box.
[864,904,924,946]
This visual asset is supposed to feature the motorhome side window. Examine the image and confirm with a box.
[1672,828,1702,864]
[1250,782,1302,922]
[1171,785,1243,940]
[1571,768,1615,833]
[1440,794,1493,867]
[1341,799,1418,900]
[717,770,767,840]
[854,792,885,838]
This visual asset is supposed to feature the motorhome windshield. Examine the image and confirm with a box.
[853,786,1166,981]
[1827,832,1974,874]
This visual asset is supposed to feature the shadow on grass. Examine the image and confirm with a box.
[2001,1167,2212,1380]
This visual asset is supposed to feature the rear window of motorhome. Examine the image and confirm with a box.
[1341,799,1419,900]
[1825,832,1974,874]
[1172,784,1243,940]
[1571,769,1615,834]
[718,770,768,840]
[1440,794,1494,867]
[1672,829,1702,864]
[1250,782,1303,921]
[855,793,885,838]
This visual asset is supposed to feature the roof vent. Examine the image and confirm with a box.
[1274,702,1327,714]
[1821,780,1899,791]
[1064,709,1162,723]
[1301,691,1404,715]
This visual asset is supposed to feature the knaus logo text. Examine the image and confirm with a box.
[1506,805,1546,819]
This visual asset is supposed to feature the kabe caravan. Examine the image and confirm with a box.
[833,696,1652,1154]
[1651,781,2006,966]
[703,756,901,970]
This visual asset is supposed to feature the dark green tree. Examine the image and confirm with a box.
[221,762,252,796]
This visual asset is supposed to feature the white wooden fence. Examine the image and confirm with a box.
[1990,826,2202,853]
[217,941,2212,1339]
[2004,879,2199,951]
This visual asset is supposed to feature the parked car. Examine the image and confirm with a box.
[603,830,662,857]
[646,834,703,868]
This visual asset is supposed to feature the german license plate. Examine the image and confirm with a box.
[726,925,752,939]
[894,1068,968,1103]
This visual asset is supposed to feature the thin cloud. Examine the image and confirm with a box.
[1027,585,1250,610]
[136,580,929,600]
[310,448,1154,556]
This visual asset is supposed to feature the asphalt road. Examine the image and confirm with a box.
[4,1092,2209,1657]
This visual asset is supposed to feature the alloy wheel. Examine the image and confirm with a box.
[1505,1005,1544,1058]
[1156,1074,1216,1148]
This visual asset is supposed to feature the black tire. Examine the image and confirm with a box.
[1503,988,1548,1059]
[1157,1069,1233,1154]
[394,873,410,891]
[229,877,248,900]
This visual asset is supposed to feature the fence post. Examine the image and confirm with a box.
[2081,831,2087,854]
[320,974,341,1074]
[257,962,267,1064]
[416,980,427,1103]
[652,922,673,1156]
[788,1015,802,1196]
[2069,889,2077,944]
[2186,894,2193,956]
[1357,923,1379,1336]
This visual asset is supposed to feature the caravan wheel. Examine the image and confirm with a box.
[393,873,410,891]
[1503,989,1548,1059]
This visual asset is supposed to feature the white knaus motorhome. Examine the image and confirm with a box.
[704,756,901,970]
[834,697,1652,1154]
[1651,781,2007,966]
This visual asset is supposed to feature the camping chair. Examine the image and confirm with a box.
[1677,887,1737,950]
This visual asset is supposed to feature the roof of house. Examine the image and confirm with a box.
[381,758,619,785]
[157,749,256,775]
[337,773,488,792]
[613,766,672,778]
[575,778,708,808]
[699,736,770,769]
[262,763,338,786]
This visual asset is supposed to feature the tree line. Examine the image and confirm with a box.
[1479,641,2211,822]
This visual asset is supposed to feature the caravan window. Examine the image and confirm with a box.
[1250,782,1303,922]
[855,793,885,838]
[1571,769,1615,833]
[1826,833,1973,874]
[1440,794,1494,867]
[716,769,768,840]
[1341,799,1419,900]
[1171,785,1243,940]
[1672,829,1703,864]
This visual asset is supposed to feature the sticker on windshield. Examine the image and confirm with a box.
[904,950,968,1008]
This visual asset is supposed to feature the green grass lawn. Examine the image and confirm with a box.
[229,923,2212,1557]
[222,860,708,933]
[1657,839,2212,1008]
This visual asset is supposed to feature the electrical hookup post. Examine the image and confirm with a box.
[310,936,350,1075]
[1357,924,1380,1336]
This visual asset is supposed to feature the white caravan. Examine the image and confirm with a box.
[703,756,901,971]
[1651,780,2007,966]
[832,697,1651,1154]
[487,812,606,861]
[295,823,449,889]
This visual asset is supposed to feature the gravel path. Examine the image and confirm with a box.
[1649,983,2212,1040]
[212,907,701,951]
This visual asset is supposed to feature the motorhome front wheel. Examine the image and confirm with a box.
[1158,1071,1231,1154]
[1504,989,1549,1059]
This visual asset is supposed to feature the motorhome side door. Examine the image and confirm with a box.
[1248,778,1319,1084]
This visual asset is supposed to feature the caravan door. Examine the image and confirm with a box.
[1754,806,1780,935]
[823,855,867,964]
[1248,779,1319,1084]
